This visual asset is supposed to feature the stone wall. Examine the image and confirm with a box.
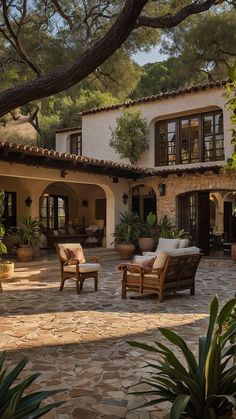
[135,170,236,225]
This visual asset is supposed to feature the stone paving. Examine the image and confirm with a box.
[0,257,235,418]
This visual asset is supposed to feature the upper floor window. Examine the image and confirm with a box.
[155,110,224,166]
[70,132,82,155]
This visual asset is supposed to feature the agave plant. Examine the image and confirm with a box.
[129,295,236,419]
[0,352,65,418]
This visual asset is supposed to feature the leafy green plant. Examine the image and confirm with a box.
[147,212,156,228]
[156,215,190,240]
[129,295,236,419]
[0,189,7,257]
[11,216,40,246]
[0,352,64,417]
[109,109,149,164]
[137,212,157,239]
[112,211,141,245]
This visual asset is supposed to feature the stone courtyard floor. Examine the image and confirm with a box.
[0,255,235,418]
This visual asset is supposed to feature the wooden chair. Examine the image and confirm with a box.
[118,253,201,303]
[55,243,100,294]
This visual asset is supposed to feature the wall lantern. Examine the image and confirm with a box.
[24,196,32,207]
[122,193,128,205]
[157,183,166,197]
[82,199,88,208]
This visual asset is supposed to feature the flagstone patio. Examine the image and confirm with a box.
[0,255,235,418]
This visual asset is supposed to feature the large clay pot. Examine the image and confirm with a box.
[16,245,34,262]
[0,261,14,280]
[118,243,135,260]
[231,242,236,261]
[138,237,155,252]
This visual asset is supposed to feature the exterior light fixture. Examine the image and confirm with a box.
[24,196,32,207]
[122,193,128,204]
[82,199,88,207]
[158,183,166,197]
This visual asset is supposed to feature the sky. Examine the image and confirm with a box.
[133,45,168,65]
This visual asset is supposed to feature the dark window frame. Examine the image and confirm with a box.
[155,110,224,166]
[40,194,68,231]
[70,132,82,156]
[3,191,17,228]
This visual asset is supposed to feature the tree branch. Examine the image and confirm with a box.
[137,0,219,29]
[0,0,220,117]
[2,0,42,77]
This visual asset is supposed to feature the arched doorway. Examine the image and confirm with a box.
[131,184,156,220]
[39,182,107,247]
[178,189,236,255]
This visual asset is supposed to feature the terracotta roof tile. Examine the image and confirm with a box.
[80,80,227,116]
[55,126,81,133]
[0,140,223,179]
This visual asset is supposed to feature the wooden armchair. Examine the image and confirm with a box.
[55,243,100,294]
[118,253,201,303]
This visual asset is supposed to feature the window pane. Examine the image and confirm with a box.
[203,112,224,162]
[156,121,176,166]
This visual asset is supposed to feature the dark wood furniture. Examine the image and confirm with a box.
[47,234,88,249]
[118,253,201,303]
[55,243,100,294]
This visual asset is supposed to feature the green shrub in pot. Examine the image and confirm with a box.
[112,211,140,259]
[11,216,40,262]
[128,295,236,419]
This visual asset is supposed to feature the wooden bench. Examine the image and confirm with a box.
[118,253,201,303]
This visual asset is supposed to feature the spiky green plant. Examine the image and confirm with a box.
[10,216,40,246]
[129,295,236,419]
[0,352,65,418]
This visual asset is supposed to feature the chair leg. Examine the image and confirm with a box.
[190,286,195,296]
[94,274,98,291]
[121,280,127,299]
[59,276,65,291]
[76,279,81,294]
[158,292,163,303]
[0,280,2,293]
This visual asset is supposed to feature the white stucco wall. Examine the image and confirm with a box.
[81,87,231,168]
[56,129,81,154]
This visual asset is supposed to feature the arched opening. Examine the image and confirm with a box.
[39,182,107,248]
[177,189,236,256]
[131,184,156,220]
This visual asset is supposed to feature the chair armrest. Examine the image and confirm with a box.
[117,264,143,273]
[64,259,80,266]
[87,256,100,263]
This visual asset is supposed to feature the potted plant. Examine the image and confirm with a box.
[129,295,236,419]
[0,190,14,285]
[12,216,40,262]
[112,211,140,259]
[138,211,157,252]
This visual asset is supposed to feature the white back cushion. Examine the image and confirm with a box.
[157,238,180,250]
[166,246,200,256]
[153,251,168,269]
[179,239,189,248]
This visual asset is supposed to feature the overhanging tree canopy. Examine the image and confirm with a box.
[0,0,221,117]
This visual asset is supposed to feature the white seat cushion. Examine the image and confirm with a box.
[166,246,200,256]
[157,238,180,250]
[64,263,100,273]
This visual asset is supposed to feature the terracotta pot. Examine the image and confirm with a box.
[118,243,135,260]
[0,261,14,280]
[231,243,236,261]
[138,237,155,252]
[16,245,34,262]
